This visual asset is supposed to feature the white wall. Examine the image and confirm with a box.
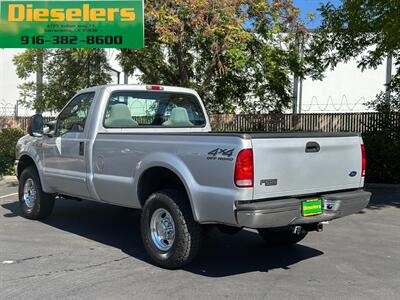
[1,49,391,114]
[0,49,138,115]
[300,58,387,113]
[0,49,24,105]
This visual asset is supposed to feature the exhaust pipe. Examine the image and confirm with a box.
[292,226,303,235]
[293,223,324,234]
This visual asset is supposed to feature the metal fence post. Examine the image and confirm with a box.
[386,53,393,103]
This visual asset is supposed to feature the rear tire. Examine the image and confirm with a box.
[141,189,202,269]
[258,228,307,246]
[18,166,55,220]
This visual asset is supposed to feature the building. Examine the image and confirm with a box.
[1,48,393,116]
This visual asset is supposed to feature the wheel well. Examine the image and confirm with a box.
[17,155,36,179]
[137,167,188,207]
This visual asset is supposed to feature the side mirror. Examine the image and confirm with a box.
[28,114,44,137]
[43,120,56,137]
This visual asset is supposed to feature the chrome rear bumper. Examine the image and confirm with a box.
[235,189,371,229]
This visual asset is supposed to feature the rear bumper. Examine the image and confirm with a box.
[235,189,371,229]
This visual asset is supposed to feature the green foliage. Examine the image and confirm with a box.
[363,92,400,183]
[0,128,25,176]
[363,128,400,184]
[307,0,400,104]
[13,49,112,112]
[367,91,400,113]
[118,0,314,113]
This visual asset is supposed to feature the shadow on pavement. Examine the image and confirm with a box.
[0,177,18,187]
[184,232,322,277]
[365,186,400,210]
[2,198,323,277]
[7,181,18,188]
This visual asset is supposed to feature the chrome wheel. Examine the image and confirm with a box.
[150,208,175,251]
[23,178,37,209]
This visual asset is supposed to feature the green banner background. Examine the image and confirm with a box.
[0,0,144,48]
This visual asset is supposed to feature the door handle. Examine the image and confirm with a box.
[79,142,84,156]
[305,141,320,153]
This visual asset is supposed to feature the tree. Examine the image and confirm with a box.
[363,89,400,183]
[306,0,400,110]
[118,0,312,113]
[14,49,112,112]
[308,0,400,183]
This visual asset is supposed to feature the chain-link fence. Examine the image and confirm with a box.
[0,100,52,129]
[0,101,16,116]
[0,101,20,129]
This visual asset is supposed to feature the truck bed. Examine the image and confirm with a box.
[93,130,363,202]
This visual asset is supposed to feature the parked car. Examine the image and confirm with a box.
[15,85,371,268]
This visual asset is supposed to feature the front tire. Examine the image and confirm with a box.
[258,228,307,246]
[18,166,55,220]
[141,189,202,269]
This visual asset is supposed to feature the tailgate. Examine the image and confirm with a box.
[251,134,363,200]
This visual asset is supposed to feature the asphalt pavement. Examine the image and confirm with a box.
[1,177,399,299]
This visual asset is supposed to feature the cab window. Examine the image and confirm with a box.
[56,92,95,136]
[104,91,206,128]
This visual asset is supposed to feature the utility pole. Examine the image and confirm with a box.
[298,33,305,114]
[87,54,91,87]
[36,50,44,114]
[292,29,299,114]
[385,53,393,104]
[292,24,304,114]
[14,102,18,118]
[293,76,299,114]
[124,72,129,84]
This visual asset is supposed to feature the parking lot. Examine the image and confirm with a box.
[1,177,399,300]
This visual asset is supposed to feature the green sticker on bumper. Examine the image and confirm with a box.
[302,198,323,217]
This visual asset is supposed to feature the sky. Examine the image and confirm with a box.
[294,0,341,28]
[243,0,342,30]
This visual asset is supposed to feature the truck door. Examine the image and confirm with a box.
[42,92,95,199]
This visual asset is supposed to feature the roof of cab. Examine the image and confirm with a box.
[77,84,198,95]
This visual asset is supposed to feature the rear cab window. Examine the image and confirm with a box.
[103,91,206,128]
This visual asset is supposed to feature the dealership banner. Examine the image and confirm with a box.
[0,0,144,48]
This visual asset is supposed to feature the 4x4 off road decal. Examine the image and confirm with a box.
[0,0,144,48]
[207,148,234,161]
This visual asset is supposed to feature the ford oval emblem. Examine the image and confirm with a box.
[349,171,357,177]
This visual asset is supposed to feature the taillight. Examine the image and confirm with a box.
[361,144,366,177]
[234,149,254,188]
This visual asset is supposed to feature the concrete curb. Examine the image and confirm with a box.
[365,183,400,189]
[0,175,18,183]
[1,176,17,180]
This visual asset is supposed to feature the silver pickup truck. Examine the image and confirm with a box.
[16,84,371,268]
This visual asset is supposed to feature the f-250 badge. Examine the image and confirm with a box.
[207,148,234,161]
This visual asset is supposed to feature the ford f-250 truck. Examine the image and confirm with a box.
[16,84,371,268]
